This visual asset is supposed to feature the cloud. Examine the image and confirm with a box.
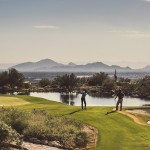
[143,0,150,2]
[109,30,150,38]
[33,25,60,29]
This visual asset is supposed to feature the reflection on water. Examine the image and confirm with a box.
[60,94,77,105]
[30,92,150,106]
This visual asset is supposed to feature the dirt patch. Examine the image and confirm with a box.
[118,109,150,126]
[119,111,147,126]
[82,125,98,150]
[23,142,63,150]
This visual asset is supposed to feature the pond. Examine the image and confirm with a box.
[30,92,150,106]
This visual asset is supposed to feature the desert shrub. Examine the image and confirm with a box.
[24,109,88,148]
[23,124,51,140]
[0,121,22,146]
[0,108,89,149]
[74,131,89,148]
[0,107,29,134]
[58,131,75,148]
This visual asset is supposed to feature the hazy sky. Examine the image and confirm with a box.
[1,0,150,68]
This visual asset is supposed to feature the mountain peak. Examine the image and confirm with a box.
[12,58,64,71]
[125,66,131,69]
[86,62,109,67]
[35,58,64,67]
[91,62,104,65]
[36,58,56,63]
[68,62,76,66]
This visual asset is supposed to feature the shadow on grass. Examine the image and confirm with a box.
[62,109,83,116]
[105,110,117,115]
[69,109,83,114]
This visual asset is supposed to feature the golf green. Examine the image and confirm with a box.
[0,96,30,106]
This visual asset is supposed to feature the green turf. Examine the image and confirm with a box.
[0,95,30,106]
[0,95,150,150]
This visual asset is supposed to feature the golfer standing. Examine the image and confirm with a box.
[115,89,125,111]
[81,90,87,110]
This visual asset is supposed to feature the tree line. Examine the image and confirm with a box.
[38,73,150,98]
[1,68,150,98]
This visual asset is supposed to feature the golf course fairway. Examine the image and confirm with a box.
[0,95,150,150]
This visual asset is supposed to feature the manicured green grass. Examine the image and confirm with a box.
[0,95,30,106]
[1,95,150,150]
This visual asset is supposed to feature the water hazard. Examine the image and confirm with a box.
[30,92,150,106]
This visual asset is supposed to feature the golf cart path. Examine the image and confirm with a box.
[119,110,150,126]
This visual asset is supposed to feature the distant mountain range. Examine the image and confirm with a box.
[137,66,150,72]
[1,58,150,72]
[10,58,132,72]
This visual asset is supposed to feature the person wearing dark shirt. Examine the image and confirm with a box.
[81,90,87,110]
[115,89,125,111]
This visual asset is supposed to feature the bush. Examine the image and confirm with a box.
[74,131,89,148]
[23,124,51,140]
[0,121,22,146]
[0,107,28,134]
[24,109,87,148]
[0,108,89,149]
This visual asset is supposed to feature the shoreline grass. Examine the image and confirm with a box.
[0,95,150,150]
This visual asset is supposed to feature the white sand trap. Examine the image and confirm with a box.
[147,121,150,125]
[0,96,30,106]
[122,109,150,126]
[126,109,150,116]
